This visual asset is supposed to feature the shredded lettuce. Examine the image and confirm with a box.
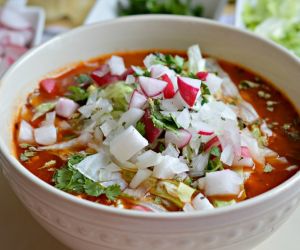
[100,82,134,114]
[242,0,300,57]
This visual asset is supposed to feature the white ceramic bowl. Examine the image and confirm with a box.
[0,16,300,250]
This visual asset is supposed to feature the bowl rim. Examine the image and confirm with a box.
[1,14,300,220]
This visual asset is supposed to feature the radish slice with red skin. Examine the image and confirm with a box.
[139,76,168,97]
[40,78,57,95]
[165,129,192,149]
[197,71,208,81]
[162,74,176,99]
[131,205,153,212]
[177,77,201,107]
[129,90,147,109]
[91,65,121,86]
[204,136,221,152]
[141,109,162,143]
[198,131,214,136]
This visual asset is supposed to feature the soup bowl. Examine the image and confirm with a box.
[0,15,300,250]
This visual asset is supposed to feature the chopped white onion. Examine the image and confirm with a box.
[107,56,126,76]
[192,193,214,210]
[18,120,34,143]
[136,150,163,169]
[118,108,144,128]
[129,169,152,188]
[55,97,79,119]
[204,169,243,196]
[34,125,57,146]
[110,126,148,162]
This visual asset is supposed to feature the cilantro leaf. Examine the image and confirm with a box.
[54,154,121,201]
[149,99,179,132]
[105,184,121,201]
[74,74,92,85]
[84,179,105,196]
[67,86,89,102]
[200,83,211,105]
[210,146,221,157]
[136,121,146,136]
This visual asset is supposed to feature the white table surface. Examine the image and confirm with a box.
[0,171,299,250]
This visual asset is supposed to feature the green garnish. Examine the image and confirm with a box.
[66,86,89,102]
[149,99,180,132]
[32,102,56,121]
[119,0,204,18]
[206,146,223,173]
[200,83,211,105]
[54,154,121,200]
[20,150,37,162]
[74,74,92,85]
[152,53,185,73]
[136,121,146,136]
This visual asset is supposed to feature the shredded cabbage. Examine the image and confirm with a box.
[243,0,300,57]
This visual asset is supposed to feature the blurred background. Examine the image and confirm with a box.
[0,0,299,76]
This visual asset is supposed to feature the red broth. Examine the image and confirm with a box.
[14,50,300,211]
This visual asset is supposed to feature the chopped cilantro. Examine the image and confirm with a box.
[158,143,165,153]
[210,146,221,157]
[74,74,92,85]
[136,121,146,136]
[200,83,211,105]
[105,184,122,201]
[54,154,121,200]
[38,160,56,170]
[149,99,179,132]
[152,53,185,73]
[20,148,37,162]
[67,86,89,102]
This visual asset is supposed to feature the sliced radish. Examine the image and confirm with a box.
[34,125,57,146]
[39,78,57,95]
[0,7,31,30]
[129,169,152,188]
[18,120,34,143]
[110,126,148,162]
[55,97,79,119]
[203,136,221,152]
[196,71,208,81]
[162,74,176,99]
[107,56,126,76]
[150,64,170,79]
[177,77,201,107]
[139,76,168,97]
[141,109,162,143]
[131,205,153,212]
[91,65,120,86]
[129,90,147,109]
[204,170,243,196]
[165,129,192,149]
